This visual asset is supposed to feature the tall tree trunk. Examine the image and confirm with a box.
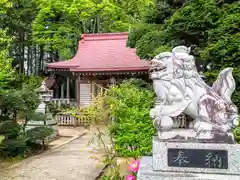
[93,17,96,33]
[40,45,44,74]
[27,45,30,75]
[55,50,59,61]
[36,45,44,75]
[30,45,33,74]
[34,45,37,75]
[96,14,100,33]
[19,30,25,74]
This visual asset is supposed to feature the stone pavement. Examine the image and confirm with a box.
[48,126,87,148]
[0,126,107,180]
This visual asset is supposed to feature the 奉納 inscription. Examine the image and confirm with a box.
[168,148,228,169]
[173,150,189,166]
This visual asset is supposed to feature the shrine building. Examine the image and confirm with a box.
[47,32,150,108]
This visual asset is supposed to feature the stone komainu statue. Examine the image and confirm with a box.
[150,46,238,141]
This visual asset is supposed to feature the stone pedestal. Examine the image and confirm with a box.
[138,157,240,180]
[137,137,240,180]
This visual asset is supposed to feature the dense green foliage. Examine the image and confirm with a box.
[107,80,154,158]
[0,9,53,157]
[0,75,53,157]
[0,121,21,139]
[128,0,239,61]
[32,0,154,59]
[26,127,53,144]
[0,0,155,73]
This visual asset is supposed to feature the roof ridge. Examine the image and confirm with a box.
[48,32,150,72]
[81,32,128,41]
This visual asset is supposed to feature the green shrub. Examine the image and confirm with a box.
[106,79,154,158]
[26,127,53,144]
[0,138,28,157]
[0,121,21,139]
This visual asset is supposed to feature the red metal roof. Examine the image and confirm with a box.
[47,32,150,72]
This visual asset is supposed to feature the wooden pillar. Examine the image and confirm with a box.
[92,83,95,97]
[110,77,116,86]
[59,82,64,108]
[60,83,64,99]
[55,86,59,98]
[66,77,70,103]
[90,77,95,99]
[76,76,80,107]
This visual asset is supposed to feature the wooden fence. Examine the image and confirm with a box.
[55,113,92,126]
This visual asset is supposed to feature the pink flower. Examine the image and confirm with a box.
[129,159,140,172]
[126,175,135,180]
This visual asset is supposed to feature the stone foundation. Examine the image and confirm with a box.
[137,157,240,180]
[152,137,240,175]
[137,137,240,180]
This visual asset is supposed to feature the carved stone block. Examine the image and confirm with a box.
[152,137,240,175]
[137,156,240,180]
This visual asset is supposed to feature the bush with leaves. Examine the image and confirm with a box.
[24,111,54,148]
[106,79,154,158]
[26,127,53,145]
[0,121,21,139]
[0,71,54,157]
[0,138,29,157]
[0,73,52,157]
[0,113,54,157]
[0,121,27,157]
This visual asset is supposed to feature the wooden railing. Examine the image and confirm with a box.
[55,112,92,126]
[52,98,77,108]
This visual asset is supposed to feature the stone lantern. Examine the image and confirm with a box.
[26,80,58,140]
[35,81,52,114]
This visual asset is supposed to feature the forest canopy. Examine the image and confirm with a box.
[0,0,155,74]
